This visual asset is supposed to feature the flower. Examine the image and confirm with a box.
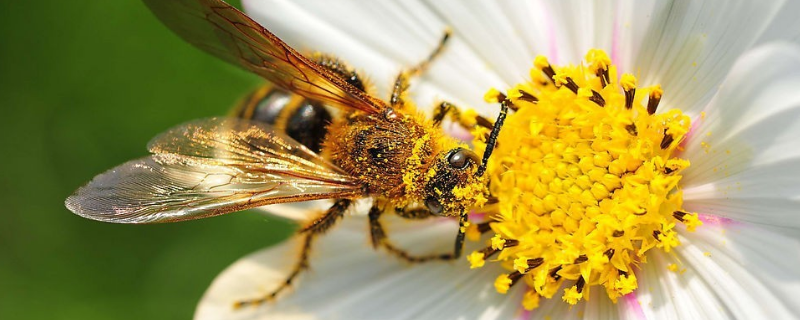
[196,0,800,319]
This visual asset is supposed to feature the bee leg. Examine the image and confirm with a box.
[390,30,451,107]
[369,205,467,262]
[234,199,352,309]
[433,101,495,131]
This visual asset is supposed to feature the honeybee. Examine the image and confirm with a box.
[65,0,510,307]
[233,83,332,153]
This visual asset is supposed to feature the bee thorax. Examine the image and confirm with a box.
[325,112,435,205]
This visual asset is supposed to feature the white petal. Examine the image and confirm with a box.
[196,215,522,320]
[680,42,800,227]
[755,0,800,45]
[636,222,800,319]
[633,0,786,116]
[243,0,505,116]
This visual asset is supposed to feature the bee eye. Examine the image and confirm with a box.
[447,148,477,169]
[425,197,444,215]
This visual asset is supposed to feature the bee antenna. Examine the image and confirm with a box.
[476,99,510,177]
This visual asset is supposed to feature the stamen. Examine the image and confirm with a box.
[621,73,637,110]
[647,85,663,115]
[468,245,500,269]
[517,90,538,104]
[494,271,523,294]
[578,88,606,107]
[472,49,697,310]
[575,277,586,293]
[534,56,557,84]
[661,131,675,149]
[563,77,580,93]
[514,257,544,273]
[673,210,688,221]
[549,266,563,281]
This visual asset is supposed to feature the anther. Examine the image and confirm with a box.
[595,68,608,88]
[575,277,586,293]
[647,85,663,115]
[476,115,494,129]
[503,239,520,248]
[673,210,688,221]
[653,230,662,240]
[508,271,524,287]
[476,221,493,234]
[660,131,675,149]
[491,235,519,250]
[604,248,615,259]
[479,245,500,260]
[564,77,580,94]
[517,90,538,105]
[626,124,638,136]
[589,90,605,107]
[535,56,557,85]
[549,266,563,281]
[620,74,637,110]
[524,257,544,273]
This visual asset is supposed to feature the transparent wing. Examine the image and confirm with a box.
[143,0,386,114]
[65,118,362,224]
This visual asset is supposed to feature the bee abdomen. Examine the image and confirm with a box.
[284,101,332,153]
[235,85,332,153]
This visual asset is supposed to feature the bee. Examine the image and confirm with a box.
[232,83,333,153]
[65,0,510,307]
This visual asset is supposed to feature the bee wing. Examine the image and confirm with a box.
[65,118,362,224]
[143,0,386,114]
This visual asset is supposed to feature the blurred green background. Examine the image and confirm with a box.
[0,1,295,319]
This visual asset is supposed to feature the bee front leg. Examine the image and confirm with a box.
[368,205,467,262]
[234,199,352,309]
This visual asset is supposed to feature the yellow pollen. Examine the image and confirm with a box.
[490,234,506,250]
[522,290,540,310]
[620,73,637,91]
[667,263,679,272]
[562,286,583,305]
[468,251,486,269]
[468,49,701,310]
[494,274,513,294]
[484,88,503,103]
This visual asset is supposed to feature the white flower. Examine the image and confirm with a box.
[196,0,800,319]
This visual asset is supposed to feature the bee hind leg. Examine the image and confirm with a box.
[233,199,352,309]
[369,205,467,263]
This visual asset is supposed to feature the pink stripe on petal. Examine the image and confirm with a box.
[622,292,647,320]
[544,13,558,63]
[677,114,705,150]
[611,4,621,65]
[698,213,737,225]
[517,308,532,320]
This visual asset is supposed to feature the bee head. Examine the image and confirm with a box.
[423,148,489,216]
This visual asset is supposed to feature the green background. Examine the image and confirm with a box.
[0,1,295,319]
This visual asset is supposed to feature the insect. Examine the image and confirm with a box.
[65,0,510,307]
[232,82,333,153]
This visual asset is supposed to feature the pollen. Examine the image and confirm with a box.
[468,49,702,309]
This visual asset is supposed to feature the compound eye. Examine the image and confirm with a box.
[447,148,477,169]
[425,197,444,215]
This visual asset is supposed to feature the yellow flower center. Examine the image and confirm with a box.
[468,49,703,309]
